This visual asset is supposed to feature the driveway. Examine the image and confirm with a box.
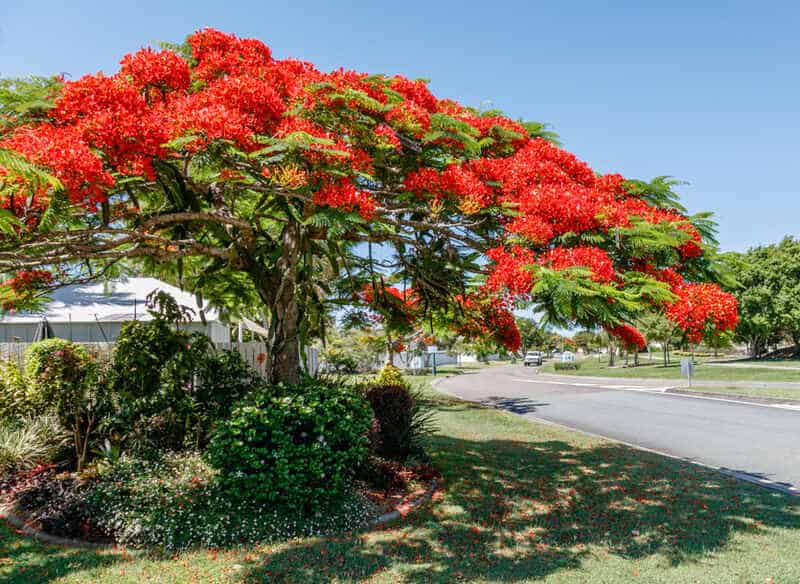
[438,365,800,495]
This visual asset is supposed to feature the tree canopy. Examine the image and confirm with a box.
[723,237,800,357]
[0,29,737,382]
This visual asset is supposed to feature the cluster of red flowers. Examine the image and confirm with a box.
[119,47,191,93]
[485,245,535,295]
[606,323,647,351]
[457,292,521,351]
[312,179,376,220]
[187,27,273,82]
[666,283,739,343]
[4,269,53,293]
[403,165,492,210]
[0,270,53,311]
[0,125,114,205]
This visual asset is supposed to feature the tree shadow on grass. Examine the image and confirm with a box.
[238,433,800,583]
[0,523,125,583]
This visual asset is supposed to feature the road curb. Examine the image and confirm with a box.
[666,388,800,406]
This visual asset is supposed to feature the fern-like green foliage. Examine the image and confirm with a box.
[0,76,62,129]
[623,176,687,213]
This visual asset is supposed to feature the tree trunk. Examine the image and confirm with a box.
[385,333,395,366]
[608,343,615,366]
[270,224,303,385]
[244,222,304,386]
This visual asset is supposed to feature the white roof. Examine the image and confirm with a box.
[0,277,220,324]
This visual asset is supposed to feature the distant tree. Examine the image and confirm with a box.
[638,312,681,366]
[722,238,800,357]
[516,317,551,352]
[572,330,601,354]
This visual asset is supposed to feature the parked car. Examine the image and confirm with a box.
[523,351,543,366]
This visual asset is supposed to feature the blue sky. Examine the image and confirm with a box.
[1,0,798,252]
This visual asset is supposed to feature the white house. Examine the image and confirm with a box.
[0,277,229,343]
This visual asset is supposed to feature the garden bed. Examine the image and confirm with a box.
[0,455,440,551]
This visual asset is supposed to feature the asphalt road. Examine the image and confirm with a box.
[438,365,800,494]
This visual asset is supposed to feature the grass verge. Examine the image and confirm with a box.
[542,357,800,383]
[1,375,799,583]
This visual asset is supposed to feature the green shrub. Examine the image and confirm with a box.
[0,415,68,475]
[196,349,262,423]
[321,347,360,374]
[365,384,434,461]
[207,378,372,512]
[25,338,93,407]
[24,339,110,471]
[0,361,34,422]
[554,361,580,371]
[114,325,262,454]
[374,363,410,389]
[109,320,191,454]
[112,319,185,401]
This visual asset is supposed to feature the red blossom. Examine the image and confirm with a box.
[0,124,114,205]
[666,283,738,343]
[313,179,376,219]
[119,48,191,93]
[457,291,521,352]
[606,324,647,351]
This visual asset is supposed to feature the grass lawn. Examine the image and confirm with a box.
[3,376,800,583]
[723,358,800,369]
[542,356,800,383]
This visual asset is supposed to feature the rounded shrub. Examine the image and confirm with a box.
[554,361,580,371]
[25,338,94,409]
[374,363,409,389]
[207,378,372,512]
[365,384,433,460]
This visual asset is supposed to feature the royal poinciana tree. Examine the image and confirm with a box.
[0,29,737,383]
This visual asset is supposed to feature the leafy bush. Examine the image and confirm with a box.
[207,378,372,512]
[86,453,372,550]
[110,320,197,454]
[365,384,434,461]
[112,319,185,403]
[321,347,360,374]
[25,339,104,470]
[374,363,410,389]
[112,320,261,454]
[0,416,68,475]
[0,361,34,422]
[25,339,93,408]
[195,348,262,428]
[554,361,580,371]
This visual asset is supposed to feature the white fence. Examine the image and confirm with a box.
[0,341,319,379]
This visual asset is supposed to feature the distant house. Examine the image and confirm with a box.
[0,277,229,343]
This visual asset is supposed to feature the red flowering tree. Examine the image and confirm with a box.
[0,29,736,383]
